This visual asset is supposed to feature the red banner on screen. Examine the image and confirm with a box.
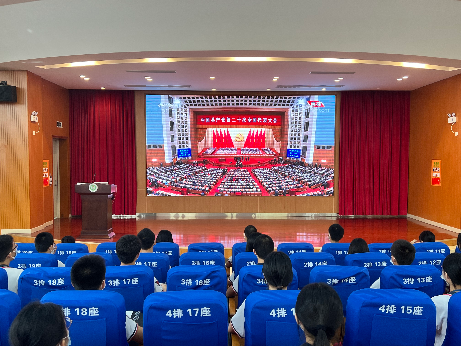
[197,114,282,126]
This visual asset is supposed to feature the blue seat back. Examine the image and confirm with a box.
[16,243,38,254]
[344,252,391,283]
[135,253,170,283]
[245,290,304,346]
[65,252,114,267]
[368,243,393,256]
[105,266,155,311]
[96,242,121,265]
[10,253,58,269]
[380,265,444,297]
[321,243,351,265]
[0,268,7,290]
[290,252,336,288]
[188,242,225,255]
[167,265,227,295]
[309,265,370,314]
[443,292,461,346]
[153,243,180,267]
[143,291,228,346]
[41,290,127,346]
[180,252,225,267]
[343,288,436,346]
[234,252,258,278]
[455,246,460,254]
[55,243,89,264]
[0,289,21,346]
[277,242,314,256]
[232,242,247,266]
[414,242,450,257]
[17,267,73,307]
[412,252,445,271]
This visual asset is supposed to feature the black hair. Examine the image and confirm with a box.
[458,233,461,250]
[253,234,274,260]
[244,225,258,238]
[9,301,67,346]
[71,254,106,290]
[348,238,369,255]
[442,253,461,287]
[116,235,142,264]
[138,228,155,250]
[34,232,54,253]
[0,234,14,262]
[419,230,435,242]
[156,230,174,243]
[61,236,75,243]
[391,239,416,265]
[295,283,344,346]
[262,252,293,289]
[328,224,344,242]
[246,232,262,252]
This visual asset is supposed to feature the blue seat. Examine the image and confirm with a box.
[343,289,436,346]
[368,243,393,256]
[412,252,445,271]
[414,242,450,257]
[65,252,114,267]
[153,243,180,267]
[234,252,258,278]
[344,252,391,283]
[232,242,247,266]
[321,243,351,265]
[41,290,127,346]
[10,253,58,269]
[277,242,314,256]
[96,242,121,265]
[167,265,227,295]
[55,243,89,264]
[188,242,225,255]
[135,253,170,283]
[380,265,444,297]
[244,290,304,346]
[143,290,228,346]
[179,252,225,267]
[17,267,73,307]
[238,265,298,307]
[0,289,21,346]
[443,292,461,346]
[105,266,155,311]
[309,265,370,314]
[16,243,38,254]
[0,268,8,290]
[290,252,336,288]
[455,246,460,254]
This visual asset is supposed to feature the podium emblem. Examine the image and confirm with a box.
[89,183,98,193]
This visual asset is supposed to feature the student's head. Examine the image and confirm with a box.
[61,236,75,244]
[419,230,435,243]
[137,228,155,250]
[35,232,55,253]
[71,254,106,290]
[0,234,16,263]
[253,234,274,260]
[263,252,293,290]
[243,225,257,240]
[390,239,416,265]
[9,301,69,346]
[458,233,461,250]
[442,253,461,288]
[156,230,174,243]
[295,283,344,346]
[245,232,262,252]
[348,238,369,255]
[116,235,142,264]
[328,224,344,243]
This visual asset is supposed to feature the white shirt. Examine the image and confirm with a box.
[231,300,246,338]
[125,315,138,341]
[432,294,451,346]
[232,275,239,293]
[4,267,23,294]
[370,278,380,289]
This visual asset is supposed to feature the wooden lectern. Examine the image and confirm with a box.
[75,183,117,239]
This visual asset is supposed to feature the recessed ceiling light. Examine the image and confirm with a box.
[210,77,215,80]
[146,78,153,82]
[273,78,278,82]
[233,57,269,62]
[402,76,409,79]
[84,77,90,81]
[274,77,279,79]
[397,78,403,81]
[79,75,85,78]
[145,76,150,79]
[322,88,326,91]
[211,88,216,91]
[101,87,105,90]
[338,77,343,80]
[334,79,340,82]
[267,88,271,91]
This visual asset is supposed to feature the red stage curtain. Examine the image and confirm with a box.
[339,91,410,215]
[69,90,136,216]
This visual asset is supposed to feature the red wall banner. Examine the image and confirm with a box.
[196,114,282,126]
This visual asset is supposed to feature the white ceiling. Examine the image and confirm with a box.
[1,0,461,91]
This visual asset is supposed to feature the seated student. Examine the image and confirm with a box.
[60,236,75,243]
[227,234,274,298]
[295,283,344,346]
[0,234,22,293]
[228,251,293,338]
[370,239,416,289]
[348,238,369,254]
[328,224,344,243]
[9,301,70,346]
[458,233,461,252]
[228,231,262,284]
[137,228,155,253]
[35,232,65,267]
[71,254,143,345]
[411,230,436,244]
[155,230,174,244]
[432,253,461,346]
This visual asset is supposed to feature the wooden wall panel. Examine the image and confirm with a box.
[409,74,461,228]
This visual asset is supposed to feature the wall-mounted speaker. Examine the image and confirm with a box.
[0,85,17,102]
